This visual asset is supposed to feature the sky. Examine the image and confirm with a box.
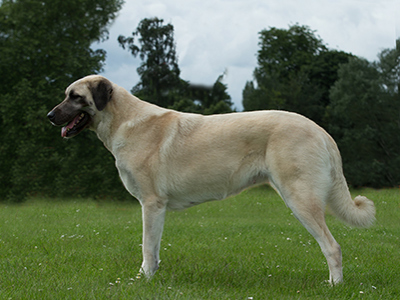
[95,0,399,111]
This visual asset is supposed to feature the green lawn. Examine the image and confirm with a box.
[0,186,398,299]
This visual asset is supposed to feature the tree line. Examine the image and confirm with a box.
[243,25,400,187]
[0,0,398,202]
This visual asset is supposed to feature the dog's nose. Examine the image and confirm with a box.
[47,110,56,122]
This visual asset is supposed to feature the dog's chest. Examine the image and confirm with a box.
[115,161,141,199]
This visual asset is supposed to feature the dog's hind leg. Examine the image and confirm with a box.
[293,202,342,284]
[276,183,343,284]
[140,197,167,278]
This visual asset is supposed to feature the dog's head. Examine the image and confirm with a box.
[47,75,113,138]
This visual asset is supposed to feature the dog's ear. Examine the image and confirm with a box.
[90,78,113,111]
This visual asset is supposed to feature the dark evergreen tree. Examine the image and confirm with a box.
[0,0,124,201]
[118,17,184,108]
[118,18,232,114]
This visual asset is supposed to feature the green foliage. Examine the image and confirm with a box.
[172,74,233,114]
[119,18,233,114]
[243,24,352,127]
[244,24,399,188]
[256,24,327,80]
[0,187,398,298]
[118,17,183,108]
[328,43,400,187]
[0,0,125,202]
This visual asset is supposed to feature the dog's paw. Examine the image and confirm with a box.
[324,278,343,286]
[138,266,155,280]
[140,260,159,279]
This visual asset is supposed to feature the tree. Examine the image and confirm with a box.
[255,24,326,81]
[118,17,184,108]
[0,0,124,201]
[201,75,233,114]
[243,24,352,127]
[328,41,400,187]
[176,74,233,115]
[118,18,232,114]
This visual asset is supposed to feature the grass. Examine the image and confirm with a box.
[0,186,399,299]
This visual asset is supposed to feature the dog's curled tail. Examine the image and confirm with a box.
[328,190,376,228]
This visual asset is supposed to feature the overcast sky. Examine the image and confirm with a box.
[95,0,399,111]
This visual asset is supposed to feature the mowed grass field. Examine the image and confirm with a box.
[0,186,399,299]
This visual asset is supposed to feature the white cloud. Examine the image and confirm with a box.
[96,0,397,111]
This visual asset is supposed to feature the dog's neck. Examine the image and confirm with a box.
[91,87,169,153]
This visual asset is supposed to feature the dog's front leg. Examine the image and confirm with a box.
[140,198,167,278]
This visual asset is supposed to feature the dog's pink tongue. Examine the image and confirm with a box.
[61,126,69,138]
[61,115,80,137]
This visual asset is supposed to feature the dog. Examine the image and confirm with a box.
[47,75,375,284]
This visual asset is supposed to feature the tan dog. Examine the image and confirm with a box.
[47,75,375,284]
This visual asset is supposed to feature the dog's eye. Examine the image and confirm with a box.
[69,92,84,102]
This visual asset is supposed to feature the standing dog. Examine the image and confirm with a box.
[47,75,375,284]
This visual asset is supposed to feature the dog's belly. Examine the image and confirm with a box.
[164,171,269,210]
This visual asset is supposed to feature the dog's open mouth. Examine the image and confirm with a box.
[61,112,91,138]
